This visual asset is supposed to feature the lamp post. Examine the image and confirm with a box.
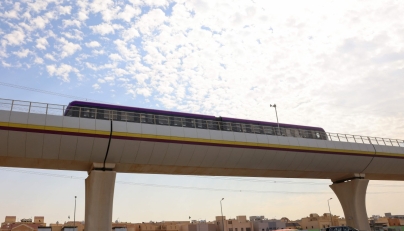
[328,198,333,227]
[220,198,225,231]
[270,104,280,135]
[74,196,77,226]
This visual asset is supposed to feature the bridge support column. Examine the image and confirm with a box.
[330,179,370,231]
[85,168,116,231]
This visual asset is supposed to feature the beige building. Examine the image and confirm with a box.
[216,216,253,231]
[180,221,216,231]
[300,213,346,230]
[1,216,47,231]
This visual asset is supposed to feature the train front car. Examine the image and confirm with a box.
[219,117,328,140]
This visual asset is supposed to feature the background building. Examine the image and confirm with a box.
[300,213,346,230]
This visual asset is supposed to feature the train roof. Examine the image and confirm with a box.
[66,101,216,119]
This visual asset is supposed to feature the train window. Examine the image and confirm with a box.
[126,112,136,122]
[243,124,253,133]
[103,110,111,120]
[207,121,219,130]
[298,129,306,138]
[69,106,80,117]
[157,115,169,125]
[111,111,118,120]
[278,127,286,136]
[170,117,182,126]
[252,125,263,134]
[289,129,296,137]
[80,108,91,118]
[183,118,195,128]
[145,114,154,124]
[221,122,232,131]
[195,119,206,129]
[232,123,242,132]
[263,126,274,135]
[140,114,147,123]
[120,111,128,121]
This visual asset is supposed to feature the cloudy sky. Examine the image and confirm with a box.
[1,0,404,225]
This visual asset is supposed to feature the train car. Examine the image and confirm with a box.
[64,101,327,140]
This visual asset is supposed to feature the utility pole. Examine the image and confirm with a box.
[270,104,280,135]
[74,196,77,227]
[220,198,225,231]
[328,198,333,227]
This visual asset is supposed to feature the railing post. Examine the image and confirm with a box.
[11,100,14,111]
[28,102,32,113]
[46,104,49,115]
[337,134,341,141]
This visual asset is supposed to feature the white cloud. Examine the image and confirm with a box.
[63,19,81,28]
[36,38,49,50]
[62,29,83,40]
[85,41,101,48]
[31,16,49,29]
[34,57,44,64]
[46,63,79,82]
[77,0,89,21]
[2,29,25,46]
[13,49,30,58]
[58,37,81,58]
[44,53,56,61]
[2,61,12,67]
[109,53,123,61]
[121,26,140,41]
[1,2,21,19]
[90,23,123,35]
[117,5,141,22]
[135,9,167,35]
[58,5,72,15]
[27,0,52,13]
[92,83,101,90]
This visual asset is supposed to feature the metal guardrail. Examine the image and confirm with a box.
[0,98,403,147]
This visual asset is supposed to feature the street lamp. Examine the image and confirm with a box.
[74,196,77,227]
[270,104,280,135]
[220,198,225,231]
[328,198,333,227]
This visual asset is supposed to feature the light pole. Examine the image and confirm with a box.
[74,196,77,227]
[328,198,333,227]
[270,104,280,135]
[220,198,225,231]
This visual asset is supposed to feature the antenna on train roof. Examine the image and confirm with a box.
[270,104,280,135]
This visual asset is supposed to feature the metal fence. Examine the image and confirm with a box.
[1,98,403,147]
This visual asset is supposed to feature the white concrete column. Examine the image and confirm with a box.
[85,170,116,231]
[330,179,370,231]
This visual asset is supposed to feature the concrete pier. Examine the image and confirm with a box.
[85,170,116,231]
[330,179,370,231]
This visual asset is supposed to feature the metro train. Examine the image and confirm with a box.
[64,101,327,140]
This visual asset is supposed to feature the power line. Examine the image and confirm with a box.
[0,81,108,103]
[1,167,403,194]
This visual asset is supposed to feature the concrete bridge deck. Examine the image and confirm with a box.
[0,103,403,181]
